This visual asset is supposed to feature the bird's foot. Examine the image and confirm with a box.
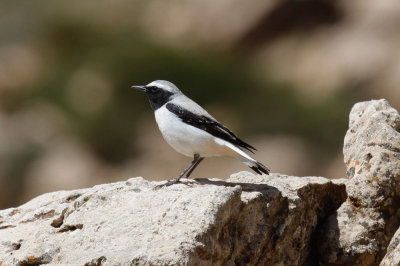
[154,178,182,189]
[154,178,197,189]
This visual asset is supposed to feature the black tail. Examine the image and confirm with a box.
[249,160,270,175]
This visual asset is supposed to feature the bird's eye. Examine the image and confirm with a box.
[148,86,159,93]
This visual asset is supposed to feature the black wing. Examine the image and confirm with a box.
[166,103,256,153]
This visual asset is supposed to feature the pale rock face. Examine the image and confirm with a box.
[344,99,400,208]
[0,174,345,265]
[318,99,400,265]
[1,99,400,265]
[227,173,347,266]
[380,226,400,266]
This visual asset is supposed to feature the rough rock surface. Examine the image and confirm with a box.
[318,99,400,265]
[380,226,400,266]
[0,173,345,265]
[227,173,347,265]
[3,99,400,265]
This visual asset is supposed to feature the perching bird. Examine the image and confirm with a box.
[133,80,269,181]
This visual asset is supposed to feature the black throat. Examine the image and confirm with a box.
[146,90,174,110]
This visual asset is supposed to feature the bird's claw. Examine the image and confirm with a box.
[154,178,182,189]
[154,178,199,189]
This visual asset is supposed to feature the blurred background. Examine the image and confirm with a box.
[1,0,400,209]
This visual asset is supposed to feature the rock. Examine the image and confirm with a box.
[380,226,400,266]
[227,173,346,265]
[318,99,400,265]
[0,173,346,265]
[3,99,400,265]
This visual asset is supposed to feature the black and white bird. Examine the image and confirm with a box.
[133,80,270,181]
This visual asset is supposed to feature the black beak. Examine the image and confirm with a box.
[131,85,147,92]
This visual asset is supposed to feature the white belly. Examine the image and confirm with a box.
[154,106,236,158]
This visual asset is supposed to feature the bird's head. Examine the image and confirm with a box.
[132,80,182,110]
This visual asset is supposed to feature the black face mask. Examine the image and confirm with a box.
[145,86,174,110]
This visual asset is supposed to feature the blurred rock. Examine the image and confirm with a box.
[323,151,348,179]
[139,0,276,47]
[0,173,345,265]
[248,136,314,177]
[252,0,400,104]
[0,104,106,208]
[318,99,400,265]
[24,140,103,203]
[0,104,71,208]
[66,68,113,116]
[0,44,42,97]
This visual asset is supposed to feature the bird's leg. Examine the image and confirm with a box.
[156,154,203,188]
[185,157,204,179]
[176,153,201,181]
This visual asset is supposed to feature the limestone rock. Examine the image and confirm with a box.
[344,99,400,208]
[318,99,400,265]
[0,173,345,265]
[227,173,347,265]
[380,226,400,266]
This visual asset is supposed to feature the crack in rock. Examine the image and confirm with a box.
[0,224,15,230]
[50,208,68,228]
[57,224,83,233]
[84,256,107,266]
[65,193,82,202]
[17,255,50,266]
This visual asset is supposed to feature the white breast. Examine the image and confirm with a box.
[154,105,237,158]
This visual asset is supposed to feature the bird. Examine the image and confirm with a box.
[132,80,270,182]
